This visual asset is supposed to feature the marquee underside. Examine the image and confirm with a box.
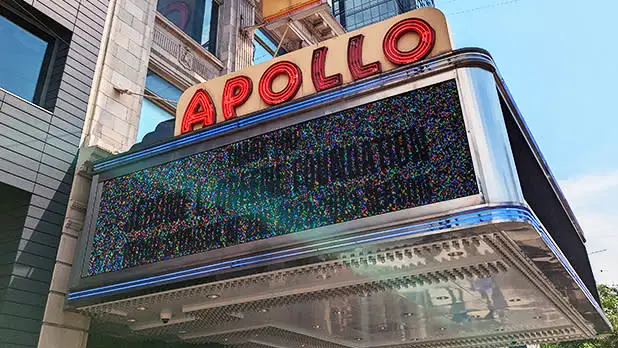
[76,207,601,348]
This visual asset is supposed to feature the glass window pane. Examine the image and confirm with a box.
[157,0,218,54]
[255,29,277,51]
[252,29,284,65]
[145,72,183,102]
[253,40,273,65]
[0,14,48,102]
[137,99,174,142]
[201,0,213,46]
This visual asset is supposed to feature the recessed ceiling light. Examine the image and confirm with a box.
[223,338,228,342]
[313,324,321,329]
[127,318,136,323]
[207,294,220,299]
[439,327,446,331]
[136,306,147,311]
[259,308,269,313]
[379,325,386,331]
[403,312,414,317]
[355,337,363,341]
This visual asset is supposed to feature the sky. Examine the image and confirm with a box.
[434,0,618,286]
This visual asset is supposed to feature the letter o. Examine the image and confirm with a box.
[258,61,302,105]
[383,18,435,65]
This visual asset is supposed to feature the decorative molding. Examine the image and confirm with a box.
[152,13,224,81]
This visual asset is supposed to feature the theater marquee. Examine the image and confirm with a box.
[68,7,609,348]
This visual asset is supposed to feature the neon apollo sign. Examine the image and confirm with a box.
[175,8,453,135]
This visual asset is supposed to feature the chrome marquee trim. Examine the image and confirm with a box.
[75,205,609,346]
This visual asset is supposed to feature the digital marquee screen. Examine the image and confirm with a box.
[87,79,478,276]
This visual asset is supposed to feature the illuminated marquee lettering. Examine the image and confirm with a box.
[258,60,303,105]
[347,34,382,80]
[222,75,253,120]
[382,18,435,65]
[178,10,446,135]
[311,47,343,91]
[181,89,216,134]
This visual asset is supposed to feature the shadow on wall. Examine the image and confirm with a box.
[3,160,77,346]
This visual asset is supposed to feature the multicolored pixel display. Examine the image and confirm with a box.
[87,79,477,275]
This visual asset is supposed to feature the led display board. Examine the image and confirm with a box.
[86,79,477,276]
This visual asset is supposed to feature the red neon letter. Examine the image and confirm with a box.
[181,89,216,134]
[311,47,342,91]
[347,34,382,80]
[382,18,435,65]
[222,75,253,120]
[258,61,302,105]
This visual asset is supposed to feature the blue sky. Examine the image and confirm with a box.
[435,0,618,285]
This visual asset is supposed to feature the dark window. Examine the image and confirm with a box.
[0,7,53,104]
[137,71,183,142]
[157,0,220,55]
[252,29,285,65]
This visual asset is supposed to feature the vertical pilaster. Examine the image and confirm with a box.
[37,0,159,347]
[235,0,257,70]
[85,0,159,154]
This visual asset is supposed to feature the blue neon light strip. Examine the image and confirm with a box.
[68,206,543,300]
[93,64,427,172]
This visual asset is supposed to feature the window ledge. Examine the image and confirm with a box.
[0,87,54,116]
[153,13,224,77]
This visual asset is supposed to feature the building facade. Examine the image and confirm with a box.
[0,1,606,348]
[331,0,435,30]
[0,0,343,347]
[0,0,107,347]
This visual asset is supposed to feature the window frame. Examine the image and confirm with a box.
[0,4,56,106]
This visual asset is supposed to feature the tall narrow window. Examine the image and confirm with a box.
[137,71,183,142]
[0,8,52,104]
[157,0,220,55]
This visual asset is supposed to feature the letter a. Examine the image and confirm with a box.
[181,89,216,134]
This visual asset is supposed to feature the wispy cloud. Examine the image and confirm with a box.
[560,170,618,205]
[559,170,618,286]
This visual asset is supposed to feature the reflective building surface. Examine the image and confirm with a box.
[331,0,435,30]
